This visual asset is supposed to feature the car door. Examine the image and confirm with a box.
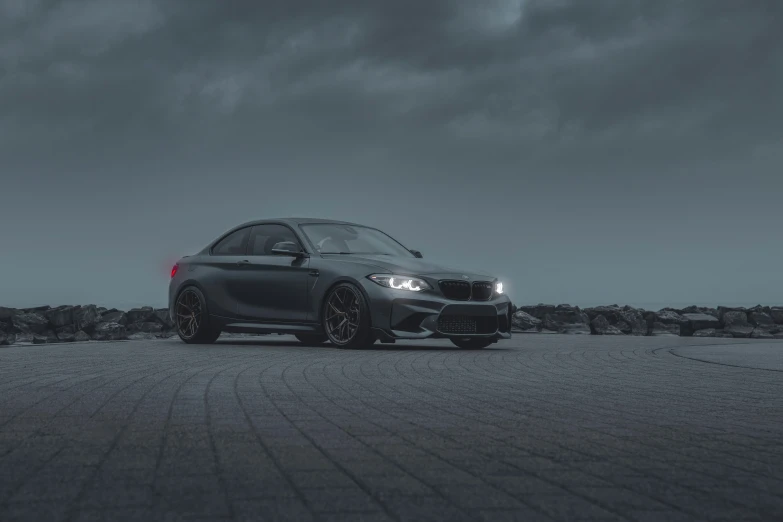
[234,224,310,323]
[200,226,252,319]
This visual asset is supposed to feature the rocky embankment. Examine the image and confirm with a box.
[0,305,175,345]
[2,303,782,346]
[512,304,783,339]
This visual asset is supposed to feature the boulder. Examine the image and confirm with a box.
[651,322,680,336]
[0,320,9,333]
[618,309,647,336]
[517,304,556,320]
[655,310,690,327]
[748,311,775,328]
[127,322,163,334]
[770,307,783,324]
[74,331,91,342]
[96,306,108,314]
[23,305,51,314]
[128,332,158,340]
[44,305,76,328]
[0,332,16,345]
[721,311,749,328]
[152,309,174,329]
[512,311,542,331]
[751,329,775,339]
[0,307,20,322]
[583,305,623,324]
[126,306,155,324]
[31,334,48,344]
[91,322,127,341]
[681,306,718,317]
[693,329,733,338]
[101,310,128,326]
[682,313,720,335]
[724,325,754,338]
[590,315,624,335]
[11,313,50,334]
[717,306,746,322]
[74,305,101,331]
[543,306,590,334]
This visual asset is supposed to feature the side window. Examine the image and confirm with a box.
[212,227,250,255]
[248,224,301,256]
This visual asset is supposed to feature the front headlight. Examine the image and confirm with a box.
[368,274,431,292]
[495,281,504,295]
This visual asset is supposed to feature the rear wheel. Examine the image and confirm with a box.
[295,333,328,346]
[323,283,374,349]
[175,287,221,344]
[450,337,493,349]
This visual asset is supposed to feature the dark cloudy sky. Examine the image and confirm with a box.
[1,0,781,310]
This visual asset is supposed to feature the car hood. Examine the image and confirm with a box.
[322,254,493,279]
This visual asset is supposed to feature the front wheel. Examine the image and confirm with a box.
[323,283,374,349]
[175,287,221,344]
[450,337,493,350]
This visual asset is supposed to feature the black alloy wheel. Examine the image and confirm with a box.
[176,287,221,344]
[323,283,373,349]
[450,337,494,349]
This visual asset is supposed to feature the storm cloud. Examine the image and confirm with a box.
[1,0,781,309]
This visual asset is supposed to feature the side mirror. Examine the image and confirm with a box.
[271,241,305,257]
[410,249,423,259]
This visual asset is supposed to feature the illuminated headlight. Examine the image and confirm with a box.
[368,274,431,292]
[495,281,504,295]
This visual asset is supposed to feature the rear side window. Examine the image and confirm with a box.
[212,227,250,255]
[248,224,301,255]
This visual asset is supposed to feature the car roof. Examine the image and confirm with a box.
[233,217,363,228]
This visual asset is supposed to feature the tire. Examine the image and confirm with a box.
[323,283,374,349]
[295,333,328,346]
[175,286,221,344]
[450,337,493,349]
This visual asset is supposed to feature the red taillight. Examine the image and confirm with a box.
[170,264,179,278]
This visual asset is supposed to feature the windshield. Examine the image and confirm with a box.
[300,224,415,257]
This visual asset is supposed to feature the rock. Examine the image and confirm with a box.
[23,305,51,314]
[543,306,590,334]
[681,306,718,317]
[11,313,50,334]
[770,307,783,324]
[584,305,623,324]
[44,305,76,328]
[152,309,174,329]
[682,313,720,335]
[74,331,91,342]
[655,310,690,327]
[0,307,20,322]
[101,310,128,326]
[126,306,154,324]
[748,311,775,328]
[618,309,647,336]
[0,332,16,345]
[96,306,108,314]
[721,311,749,328]
[724,325,754,338]
[128,332,158,340]
[693,329,733,338]
[717,306,746,322]
[31,334,48,344]
[590,315,625,335]
[0,320,10,333]
[651,322,680,336]
[91,322,127,341]
[751,329,775,339]
[74,305,101,331]
[512,311,542,331]
[517,304,556,320]
[127,322,163,334]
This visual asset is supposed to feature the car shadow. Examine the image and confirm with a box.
[210,337,511,352]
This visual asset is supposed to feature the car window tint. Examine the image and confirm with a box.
[249,224,300,256]
[212,228,250,255]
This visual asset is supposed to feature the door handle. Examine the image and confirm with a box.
[236,260,251,266]
[309,270,319,277]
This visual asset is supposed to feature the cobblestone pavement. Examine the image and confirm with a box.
[1,335,782,522]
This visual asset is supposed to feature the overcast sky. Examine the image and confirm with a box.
[1,0,781,310]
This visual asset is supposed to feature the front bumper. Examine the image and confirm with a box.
[363,283,513,341]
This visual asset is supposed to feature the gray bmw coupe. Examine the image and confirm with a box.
[169,218,512,349]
